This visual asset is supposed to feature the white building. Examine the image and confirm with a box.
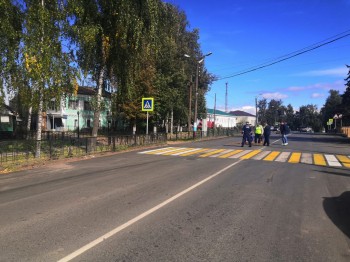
[206,109,237,128]
[229,110,256,126]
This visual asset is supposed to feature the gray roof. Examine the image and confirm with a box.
[229,110,255,117]
[206,108,232,116]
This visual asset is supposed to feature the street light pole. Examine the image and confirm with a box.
[194,52,212,128]
[255,94,262,126]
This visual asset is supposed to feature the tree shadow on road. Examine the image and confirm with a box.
[316,168,350,178]
[323,191,350,239]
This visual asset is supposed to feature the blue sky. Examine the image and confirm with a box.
[166,0,350,114]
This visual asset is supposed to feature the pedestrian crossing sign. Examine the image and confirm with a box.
[142,97,154,111]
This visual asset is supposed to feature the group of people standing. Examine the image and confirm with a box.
[241,121,289,147]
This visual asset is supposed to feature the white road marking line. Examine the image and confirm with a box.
[300,153,313,164]
[325,154,342,167]
[275,152,291,162]
[57,160,243,262]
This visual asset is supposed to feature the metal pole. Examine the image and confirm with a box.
[194,62,199,127]
[146,111,149,135]
[255,97,258,126]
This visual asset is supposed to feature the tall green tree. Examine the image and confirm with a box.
[340,65,350,125]
[69,0,160,135]
[321,89,342,129]
[298,104,322,131]
[21,0,76,156]
[0,0,22,105]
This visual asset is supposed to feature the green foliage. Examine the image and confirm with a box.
[320,90,342,128]
[340,65,350,125]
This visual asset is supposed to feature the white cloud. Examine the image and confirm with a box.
[261,92,288,99]
[311,93,325,98]
[297,67,348,77]
[287,80,345,92]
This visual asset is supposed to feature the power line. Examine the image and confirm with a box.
[217,30,350,80]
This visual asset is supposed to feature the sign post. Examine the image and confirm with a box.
[142,98,154,135]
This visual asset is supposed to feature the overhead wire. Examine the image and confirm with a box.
[217,29,350,80]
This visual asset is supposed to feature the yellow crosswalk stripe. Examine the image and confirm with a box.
[199,149,226,157]
[336,155,350,168]
[240,150,261,159]
[218,149,243,158]
[289,152,301,163]
[264,151,280,161]
[178,148,210,156]
[314,154,327,166]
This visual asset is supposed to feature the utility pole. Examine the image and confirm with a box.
[194,52,212,127]
[225,82,228,113]
[255,96,258,126]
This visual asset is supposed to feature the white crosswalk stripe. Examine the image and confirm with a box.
[252,151,271,160]
[275,152,291,162]
[325,154,342,167]
[210,149,234,158]
[301,153,313,164]
[229,150,252,158]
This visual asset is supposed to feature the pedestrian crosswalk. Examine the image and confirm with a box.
[139,147,350,168]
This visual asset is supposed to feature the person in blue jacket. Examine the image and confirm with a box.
[241,121,252,147]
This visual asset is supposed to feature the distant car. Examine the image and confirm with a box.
[300,127,313,133]
[270,126,280,134]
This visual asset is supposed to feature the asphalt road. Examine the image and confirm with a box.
[0,132,349,262]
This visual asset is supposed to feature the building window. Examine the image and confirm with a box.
[69,100,78,109]
[84,101,91,111]
[49,100,60,111]
[87,119,91,128]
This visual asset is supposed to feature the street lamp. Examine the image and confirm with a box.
[194,52,212,129]
[255,94,262,126]
[184,54,192,131]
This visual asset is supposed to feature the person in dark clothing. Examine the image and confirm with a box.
[263,123,271,146]
[280,121,288,145]
[241,121,252,147]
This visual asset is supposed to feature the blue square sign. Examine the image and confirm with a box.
[142,98,154,111]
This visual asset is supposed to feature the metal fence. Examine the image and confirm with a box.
[167,128,240,141]
[0,133,167,164]
[0,128,238,164]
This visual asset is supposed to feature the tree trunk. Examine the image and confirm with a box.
[26,106,32,139]
[170,108,173,134]
[92,66,105,137]
[35,96,43,158]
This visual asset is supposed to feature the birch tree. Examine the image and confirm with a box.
[21,0,76,157]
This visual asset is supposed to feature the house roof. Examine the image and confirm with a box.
[78,86,111,97]
[0,104,15,115]
[207,108,232,116]
[229,110,255,117]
